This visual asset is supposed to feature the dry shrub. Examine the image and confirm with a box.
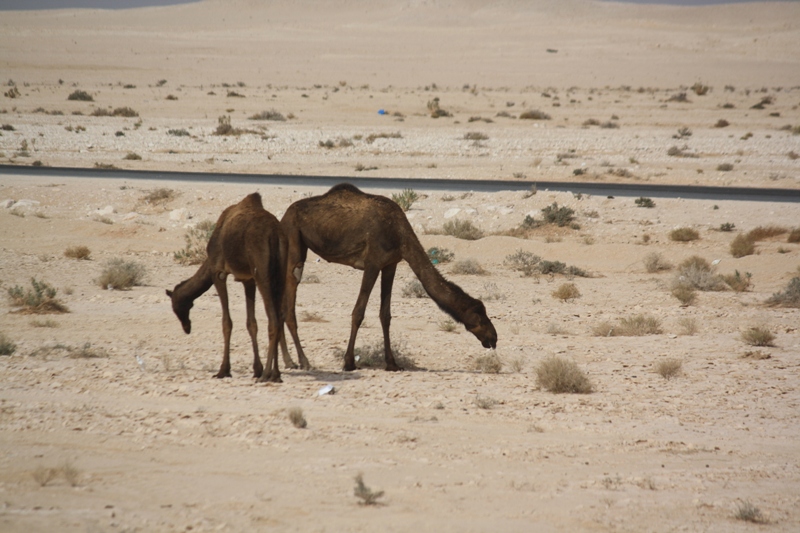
[594,314,662,336]
[249,109,285,121]
[0,332,17,356]
[97,258,146,290]
[536,356,593,394]
[401,279,428,298]
[300,311,327,322]
[787,228,800,243]
[734,501,768,524]
[673,256,726,291]
[504,249,541,277]
[729,233,755,258]
[365,132,402,144]
[741,327,775,347]
[765,277,800,308]
[746,225,788,241]
[519,110,551,120]
[671,285,697,306]
[552,283,580,302]
[721,270,752,292]
[669,227,700,242]
[32,466,58,487]
[7,278,69,314]
[716,163,734,172]
[67,90,93,101]
[438,318,457,332]
[474,353,502,374]
[64,245,91,260]
[474,396,498,409]
[441,219,484,240]
[655,358,682,380]
[288,407,307,429]
[464,131,488,141]
[678,317,698,336]
[541,203,575,227]
[353,473,384,505]
[141,187,176,205]
[451,259,486,275]
[343,339,418,370]
[643,252,672,273]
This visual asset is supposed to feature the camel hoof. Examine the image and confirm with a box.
[214,371,232,379]
[385,364,401,372]
[257,373,282,384]
[343,364,357,372]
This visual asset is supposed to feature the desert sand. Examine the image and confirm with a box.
[1,1,800,531]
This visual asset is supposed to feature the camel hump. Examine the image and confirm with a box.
[327,183,362,196]
[241,192,264,208]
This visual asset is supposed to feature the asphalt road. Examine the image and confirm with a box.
[2,164,799,203]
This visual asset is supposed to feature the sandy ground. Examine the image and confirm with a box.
[1,1,800,531]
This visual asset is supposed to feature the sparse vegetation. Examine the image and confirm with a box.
[552,282,580,302]
[474,353,502,374]
[474,395,499,409]
[7,278,68,314]
[788,228,800,243]
[741,327,775,347]
[721,270,752,292]
[667,145,698,158]
[594,314,662,336]
[64,245,91,260]
[669,227,700,242]
[67,90,93,101]
[365,132,402,144]
[123,152,142,160]
[673,256,726,291]
[141,187,176,205]
[401,279,428,298]
[32,466,58,487]
[288,407,307,428]
[391,188,418,211]
[541,202,575,227]
[249,109,286,121]
[730,233,755,258]
[464,131,488,141]
[167,128,190,137]
[671,285,697,306]
[536,356,593,394]
[354,473,384,505]
[716,163,734,172]
[734,501,767,524]
[427,97,451,118]
[0,332,16,356]
[97,258,146,290]
[746,225,788,241]
[678,317,698,336]
[765,277,800,308]
[643,252,672,273]
[438,318,457,333]
[655,359,682,380]
[519,110,551,120]
[451,259,486,275]
[719,222,736,232]
[318,136,353,149]
[441,219,484,240]
[635,197,655,208]
[173,220,215,265]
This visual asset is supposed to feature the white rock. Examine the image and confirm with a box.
[169,208,190,221]
[15,199,40,208]
[97,205,116,216]
[0,199,15,209]
[444,208,461,219]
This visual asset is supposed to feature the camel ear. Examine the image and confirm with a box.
[166,290,173,297]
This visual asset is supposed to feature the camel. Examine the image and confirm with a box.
[279,183,498,372]
[166,193,288,382]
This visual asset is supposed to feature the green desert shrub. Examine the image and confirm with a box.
[392,189,418,212]
[97,258,146,290]
[541,202,575,227]
[740,327,775,347]
[536,356,593,394]
[173,220,215,265]
[67,90,93,101]
[7,278,68,314]
[635,197,655,208]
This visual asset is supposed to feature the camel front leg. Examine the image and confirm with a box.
[243,280,264,379]
[343,267,380,371]
[379,263,400,371]
[213,274,233,378]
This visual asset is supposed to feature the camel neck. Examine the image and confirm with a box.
[178,261,214,302]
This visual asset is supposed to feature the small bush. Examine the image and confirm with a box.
[288,407,307,428]
[746,225,788,241]
[536,356,593,394]
[643,252,672,273]
[734,501,767,524]
[97,258,146,290]
[729,233,755,258]
[141,187,176,205]
[365,132,402,144]
[520,110,551,120]
[504,250,541,277]
[541,203,575,227]
[671,285,697,306]
[464,131,488,141]
[64,245,91,260]
[721,270,752,292]
[594,315,662,336]
[112,106,138,117]
[741,327,775,347]
[401,279,428,298]
[787,228,800,243]
[655,359,682,380]
[173,220,215,265]
[635,197,655,208]
[714,119,729,128]
[669,227,699,242]
[474,396,499,409]
[442,219,484,240]
[0,332,16,356]
[438,319,457,333]
[32,466,58,487]
[451,259,486,275]
[667,145,698,158]
[249,109,285,121]
[343,339,417,370]
[716,163,734,172]
[67,90,93,101]
[552,283,580,302]
[474,353,502,374]
[168,128,190,137]
[673,256,726,291]
[7,278,68,314]
[427,247,454,264]
[765,277,800,308]
[123,152,142,160]
[678,317,698,336]
[392,189,418,211]
[318,137,353,149]
[353,473,384,506]
[719,222,736,232]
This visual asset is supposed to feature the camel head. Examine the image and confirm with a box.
[165,287,193,334]
[464,301,498,349]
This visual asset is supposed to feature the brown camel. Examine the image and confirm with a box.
[166,193,288,382]
[280,183,498,372]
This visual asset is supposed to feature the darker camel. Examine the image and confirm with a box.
[280,183,498,372]
[166,193,288,382]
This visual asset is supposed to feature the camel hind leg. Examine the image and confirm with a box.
[343,266,380,371]
[255,263,284,384]
[212,274,233,378]
[243,280,264,379]
[283,240,311,370]
[379,263,400,371]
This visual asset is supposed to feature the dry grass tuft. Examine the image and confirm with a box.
[669,227,700,242]
[401,279,428,298]
[440,219,484,240]
[288,407,307,429]
[734,501,768,524]
[141,187,176,205]
[678,317,698,336]
[438,318,457,333]
[721,270,752,292]
[655,359,682,380]
[354,473,384,505]
[643,252,672,273]
[765,277,800,308]
[552,283,580,302]
[594,314,662,336]
[671,285,697,306]
[249,109,285,121]
[746,225,788,242]
[519,110,551,120]
[536,356,593,394]
[97,259,146,290]
[474,353,502,374]
[64,245,91,260]
[300,311,328,322]
[0,332,17,356]
[474,395,499,409]
[451,259,486,275]
[672,256,727,292]
[729,233,755,258]
[741,327,775,347]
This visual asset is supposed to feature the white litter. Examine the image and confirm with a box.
[317,384,335,396]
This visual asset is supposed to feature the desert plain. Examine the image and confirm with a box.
[1,0,800,531]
